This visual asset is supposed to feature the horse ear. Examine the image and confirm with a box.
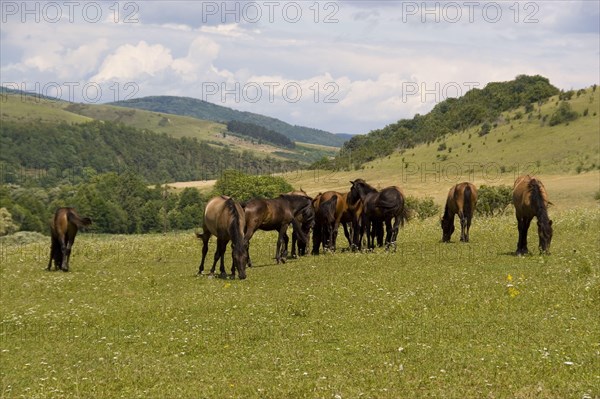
[549,220,553,226]
[349,180,354,185]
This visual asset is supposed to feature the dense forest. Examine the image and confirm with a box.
[322,75,560,170]
[0,120,298,186]
[0,170,293,236]
[111,96,347,147]
[226,120,295,149]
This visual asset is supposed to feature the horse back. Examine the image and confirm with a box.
[513,175,548,218]
[203,196,232,238]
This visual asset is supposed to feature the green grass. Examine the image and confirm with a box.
[1,208,598,398]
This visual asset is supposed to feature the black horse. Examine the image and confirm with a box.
[348,179,408,250]
[311,194,338,254]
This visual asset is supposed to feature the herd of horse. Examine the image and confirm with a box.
[47,175,554,279]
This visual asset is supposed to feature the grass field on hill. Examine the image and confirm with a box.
[0,94,338,164]
[1,208,598,398]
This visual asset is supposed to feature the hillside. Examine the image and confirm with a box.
[284,86,600,209]
[110,95,347,147]
[329,75,563,169]
[0,93,338,165]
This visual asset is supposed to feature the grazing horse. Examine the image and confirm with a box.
[512,175,553,255]
[244,194,314,265]
[348,179,408,250]
[311,194,338,254]
[441,182,478,242]
[47,207,91,271]
[197,196,248,279]
[311,191,358,252]
[286,189,314,258]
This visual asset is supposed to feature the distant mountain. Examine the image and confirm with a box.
[110,96,347,147]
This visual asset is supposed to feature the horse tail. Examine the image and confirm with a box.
[401,198,410,225]
[463,184,473,219]
[528,179,549,223]
[67,210,92,228]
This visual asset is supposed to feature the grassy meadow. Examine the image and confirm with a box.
[1,207,599,398]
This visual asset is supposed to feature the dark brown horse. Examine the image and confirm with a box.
[348,179,408,250]
[47,207,91,271]
[197,196,248,279]
[243,194,314,265]
[311,194,338,254]
[512,175,553,255]
[441,182,478,242]
[311,191,359,253]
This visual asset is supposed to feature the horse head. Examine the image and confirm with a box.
[537,218,553,254]
[440,214,455,242]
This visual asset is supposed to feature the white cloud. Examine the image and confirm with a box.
[1,1,598,134]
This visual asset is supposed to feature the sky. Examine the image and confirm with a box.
[1,1,599,135]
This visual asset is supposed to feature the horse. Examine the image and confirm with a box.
[197,196,248,279]
[348,179,408,250]
[311,194,338,254]
[311,191,358,253]
[243,194,314,265]
[286,189,314,258]
[512,175,553,255]
[441,182,478,243]
[47,207,92,272]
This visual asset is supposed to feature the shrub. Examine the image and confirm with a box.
[476,185,513,216]
[213,170,293,201]
[549,101,579,126]
[405,196,440,220]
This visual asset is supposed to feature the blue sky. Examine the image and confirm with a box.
[1,1,598,134]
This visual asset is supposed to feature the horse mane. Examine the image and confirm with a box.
[528,179,550,226]
[354,179,377,194]
[224,198,245,246]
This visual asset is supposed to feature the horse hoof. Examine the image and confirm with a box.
[219,273,228,279]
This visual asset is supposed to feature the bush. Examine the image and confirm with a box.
[476,185,513,216]
[213,170,293,201]
[549,102,579,126]
[479,122,491,137]
[405,196,440,220]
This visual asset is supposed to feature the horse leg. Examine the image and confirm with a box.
[521,217,532,254]
[384,218,392,248]
[276,225,288,264]
[459,211,467,242]
[387,215,402,249]
[47,237,55,271]
[464,214,472,243]
[63,239,74,272]
[516,217,530,255]
[291,231,297,259]
[59,235,68,271]
[244,229,254,268]
[331,220,340,251]
[211,238,227,277]
[342,221,352,249]
[198,231,211,275]
[281,230,289,263]
[312,223,322,255]
[376,220,384,247]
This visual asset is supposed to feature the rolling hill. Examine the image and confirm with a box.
[110,95,348,147]
[0,91,339,165]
